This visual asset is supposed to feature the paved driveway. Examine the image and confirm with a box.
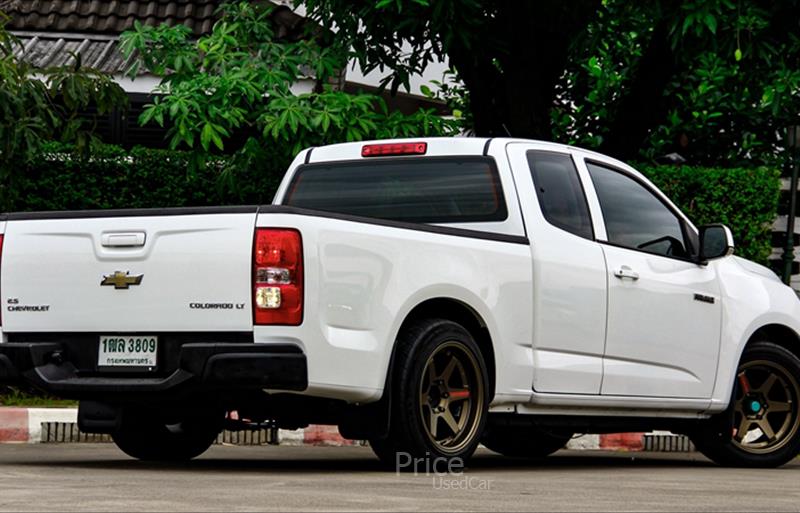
[0,444,797,512]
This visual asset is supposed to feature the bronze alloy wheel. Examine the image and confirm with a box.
[732,359,800,454]
[418,341,485,455]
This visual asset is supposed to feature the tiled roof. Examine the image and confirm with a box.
[11,27,311,75]
[13,33,135,74]
[4,1,310,76]
[0,0,220,36]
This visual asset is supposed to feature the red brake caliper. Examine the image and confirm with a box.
[738,372,752,394]
[734,371,753,437]
[449,390,471,400]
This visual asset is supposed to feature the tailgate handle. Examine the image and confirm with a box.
[101,232,146,247]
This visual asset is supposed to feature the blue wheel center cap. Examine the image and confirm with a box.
[750,400,761,413]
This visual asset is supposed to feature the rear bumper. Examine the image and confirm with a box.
[0,341,307,398]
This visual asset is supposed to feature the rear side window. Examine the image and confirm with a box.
[527,151,593,240]
[284,157,507,223]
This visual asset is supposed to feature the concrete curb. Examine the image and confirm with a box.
[0,407,692,451]
[28,408,79,443]
[0,407,77,443]
[0,407,358,446]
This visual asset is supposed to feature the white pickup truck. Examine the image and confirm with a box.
[1,138,799,468]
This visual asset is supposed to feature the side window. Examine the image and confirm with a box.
[527,151,593,240]
[586,162,689,258]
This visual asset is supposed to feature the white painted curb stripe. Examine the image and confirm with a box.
[27,408,78,443]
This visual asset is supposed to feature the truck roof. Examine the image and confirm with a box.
[306,137,635,175]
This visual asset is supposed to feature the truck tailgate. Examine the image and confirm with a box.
[1,211,256,332]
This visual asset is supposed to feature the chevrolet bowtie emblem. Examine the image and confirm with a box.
[101,271,143,290]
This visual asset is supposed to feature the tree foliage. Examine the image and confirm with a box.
[557,0,800,165]
[11,143,282,211]
[302,0,599,142]
[641,164,780,263]
[120,1,458,183]
[302,0,800,165]
[0,14,127,208]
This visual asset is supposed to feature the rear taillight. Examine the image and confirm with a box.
[253,229,303,325]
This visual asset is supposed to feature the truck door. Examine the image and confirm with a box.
[506,144,608,394]
[579,158,722,398]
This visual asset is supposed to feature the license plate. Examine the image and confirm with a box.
[98,336,158,368]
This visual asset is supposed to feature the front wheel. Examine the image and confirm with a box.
[370,319,489,470]
[690,341,800,468]
[112,406,223,462]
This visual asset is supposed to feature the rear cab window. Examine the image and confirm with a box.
[283,157,507,224]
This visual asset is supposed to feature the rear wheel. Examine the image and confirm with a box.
[690,341,800,468]
[370,319,489,470]
[482,424,572,458]
[112,406,223,462]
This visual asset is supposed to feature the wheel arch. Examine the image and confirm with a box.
[391,297,497,401]
[746,323,800,360]
[339,296,498,442]
[713,320,800,412]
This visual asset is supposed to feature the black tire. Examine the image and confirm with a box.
[369,318,490,470]
[690,341,800,468]
[112,406,223,462]
[482,424,572,458]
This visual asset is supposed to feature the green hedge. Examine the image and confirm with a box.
[6,143,287,211]
[5,145,780,264]
[640,164,780,263]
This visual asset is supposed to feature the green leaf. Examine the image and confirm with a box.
[210,129,224,150]
[200,122,215,151]
[587,56,602,78]
[681,15,693,36]
[139,107,157,126]
[703,14,717,34]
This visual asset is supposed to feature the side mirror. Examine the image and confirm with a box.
[699,224,734,262]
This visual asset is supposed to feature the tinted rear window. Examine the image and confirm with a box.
[284,157,507,223]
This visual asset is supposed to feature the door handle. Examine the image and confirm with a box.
[101,232,146,247]
[613,265,639,281]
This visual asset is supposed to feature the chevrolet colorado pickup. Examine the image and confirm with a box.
[1,138,799,468]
